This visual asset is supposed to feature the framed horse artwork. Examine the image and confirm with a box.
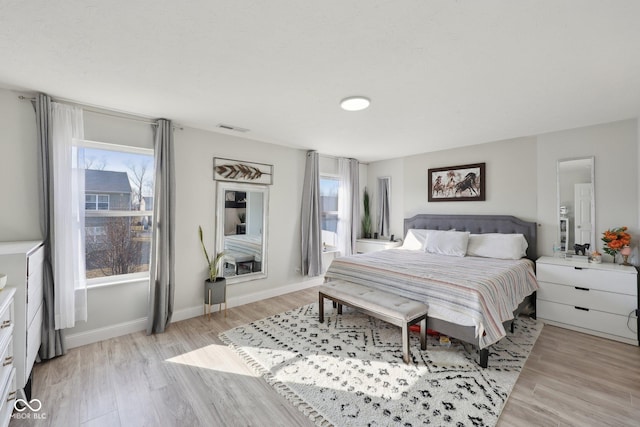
[427,162,486,202]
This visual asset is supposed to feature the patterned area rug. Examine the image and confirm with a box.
[220,303,542,427]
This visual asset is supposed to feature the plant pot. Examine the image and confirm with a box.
[204,277,226,305]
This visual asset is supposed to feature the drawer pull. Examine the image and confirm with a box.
[574,306,590,311]
[3,356,12,366]
[6,391,16,403]
[0,320,10,329]
[574,267,583,270]
[574,286,590,291]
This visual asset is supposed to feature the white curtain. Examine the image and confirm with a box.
[337,158,359,256]
[51,102,87,329]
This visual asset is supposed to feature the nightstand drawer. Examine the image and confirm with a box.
[538,281,636,316]
[537,263,636,295]
[538,300,637,341]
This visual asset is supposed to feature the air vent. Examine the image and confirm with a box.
[216,123,249,133]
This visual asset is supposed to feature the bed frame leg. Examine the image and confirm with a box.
[319,293,324,323]
[510,320,515,334]
[479,348,489,368]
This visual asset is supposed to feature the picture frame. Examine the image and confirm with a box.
[427,162,486,202]
[213,157,273,185]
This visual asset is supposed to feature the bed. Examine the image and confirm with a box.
[223,234,263,262]
[324,214,538,367]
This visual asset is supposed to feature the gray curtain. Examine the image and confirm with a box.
[301,151,322,276]
[147,119,176,334]
[377,177,390,237]
[35,93,66,359]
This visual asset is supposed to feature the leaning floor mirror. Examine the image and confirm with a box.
[557,156,595,256]
[215,181,269,284]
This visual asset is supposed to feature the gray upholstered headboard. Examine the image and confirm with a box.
[403,214,538,261]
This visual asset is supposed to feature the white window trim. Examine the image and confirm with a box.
[79,139,153,156]
[87,272,150,289]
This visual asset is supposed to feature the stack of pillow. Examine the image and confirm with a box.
[401,229,528,260]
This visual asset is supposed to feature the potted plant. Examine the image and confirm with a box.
[198,226,226,316]
[361,188,372,238]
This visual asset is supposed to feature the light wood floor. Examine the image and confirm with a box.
[11,287,640,427]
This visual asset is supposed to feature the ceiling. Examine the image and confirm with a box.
[1,1,639,162]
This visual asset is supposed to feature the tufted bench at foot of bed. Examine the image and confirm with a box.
[319,281,428,364]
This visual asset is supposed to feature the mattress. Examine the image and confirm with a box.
[324,249,539,348]
[224,234,263,261]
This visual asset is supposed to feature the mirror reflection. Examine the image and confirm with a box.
[216,182,268,283]
[557,157,594,253]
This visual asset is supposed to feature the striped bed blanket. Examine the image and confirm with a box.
[224,234,263,261]
[324,249,538,348]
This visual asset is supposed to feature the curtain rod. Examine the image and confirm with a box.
[18,95,183,130]
[318,152,367,165]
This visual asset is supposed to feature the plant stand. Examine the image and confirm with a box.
[204,278,227,319]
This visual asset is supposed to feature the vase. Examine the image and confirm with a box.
[204,277,227,318]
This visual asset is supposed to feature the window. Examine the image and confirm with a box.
[85,194,109,210]
[80,141,154,283]
[320,176,339,246]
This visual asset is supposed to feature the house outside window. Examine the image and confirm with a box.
[320,175,339,247]
[81,141,154,284]
[85,194,110,210]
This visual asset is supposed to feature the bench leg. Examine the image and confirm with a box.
[337,303,342,315]
[420,317,426,350]
[319,293,325,323]
[479,348,489,368]
[402,323,410,364]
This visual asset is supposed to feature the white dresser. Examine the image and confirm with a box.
[536,256,639,345]
[0,241,44,401]
[356,238,401,254]
[0,288,16,427]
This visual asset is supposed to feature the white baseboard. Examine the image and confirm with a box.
[65,317,148,349]
[65,277,322,349]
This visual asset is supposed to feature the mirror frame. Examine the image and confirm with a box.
[215,181,269,284]
[556,156,595,254]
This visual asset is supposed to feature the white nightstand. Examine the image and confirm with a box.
[355,238,401,254]
[536,256,639,345]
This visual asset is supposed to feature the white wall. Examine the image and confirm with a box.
[537,119,638,261]
[173,126,313,312]
[0,89,40,241]
[368,136,538,237]
[368,120,639,262]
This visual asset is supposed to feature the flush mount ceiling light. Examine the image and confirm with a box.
[340,96,371,111]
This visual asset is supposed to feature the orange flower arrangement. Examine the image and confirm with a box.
[601,226,631,257]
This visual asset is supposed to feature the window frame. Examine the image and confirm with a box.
[78,139,154,288]
[319,174,340,234]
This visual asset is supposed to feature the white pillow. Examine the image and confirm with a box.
[466,233,528,260]
[401,229,429,250]
[424,230,470,257]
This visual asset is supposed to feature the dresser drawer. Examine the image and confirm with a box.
[0,368,16,427]
[27,245,44,278]
[538,281,637,316]
[0,338,12,397]
[537,263,636,295]
[26,302,43,381]
[0,305,11,333]
[27,247,44,325]
[538,300,638,341]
